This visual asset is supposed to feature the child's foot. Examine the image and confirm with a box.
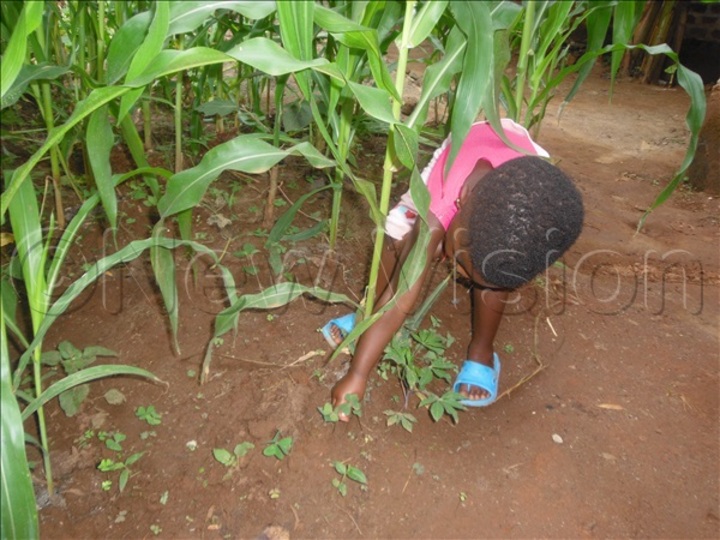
[452,354,501,407]
[321,314,356,349]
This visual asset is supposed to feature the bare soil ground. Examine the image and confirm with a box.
[34,67,719,539]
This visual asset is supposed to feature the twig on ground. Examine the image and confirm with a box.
[334,501,362,535]
[284,349,325,369]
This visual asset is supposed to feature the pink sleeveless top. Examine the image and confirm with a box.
[424,119,549,229]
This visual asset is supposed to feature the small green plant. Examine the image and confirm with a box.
[418,391,466,424]
[135,405,162,425]
[384,410,417,433]
[380,325,464,423]
[97,452,144,492]
[213,442,255,468]
[262,431,293,460]
[41,341,118,416]
[318,393,362,423]
[381,330,456,394]
[331,461,367,497]
[75,429,95,449]
[98,431,126,452]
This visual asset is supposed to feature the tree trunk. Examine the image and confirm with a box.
[687,81,720,195]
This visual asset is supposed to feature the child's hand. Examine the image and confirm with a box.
[331,371,368,422]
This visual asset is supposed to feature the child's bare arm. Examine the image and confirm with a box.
[331,217,445,411]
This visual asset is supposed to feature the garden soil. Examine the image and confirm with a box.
[34,66,719,539]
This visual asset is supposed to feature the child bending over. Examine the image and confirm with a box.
[321,119,584,419]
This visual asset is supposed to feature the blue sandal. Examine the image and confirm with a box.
[452,354,501,407]
[320,313,356,349]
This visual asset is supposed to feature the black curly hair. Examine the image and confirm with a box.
[468,155,584,290]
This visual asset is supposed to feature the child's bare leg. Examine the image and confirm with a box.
[326,234,404,345]
[458,287,509,401]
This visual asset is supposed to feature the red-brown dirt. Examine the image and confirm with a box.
[31,67,719,539]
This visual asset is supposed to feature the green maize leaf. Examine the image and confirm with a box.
[158,136,333,218]
[7,172,47,327]
[87,107,117,230]
[15,237,236,388]
[21,365,162,421]
[1,63,70,110]
[281,220,328,243]
[489,0,523,30]
[118,1,170,122]
[128,47,229,87]
[407,0,448,48]
[1,316,38,540]
[313,4,399,101]
[150,237,179,354]
[168,1,277,36]
[550,41,705,228]
[2,85,130,219]
[0,0,42,100]
[447,1,494,171]
[639,63,706,228]
[1,276,29,349]
[196,99,237,117]
[106,11,152,84]
[158,137,287,217]
[214,283,358,339]
[565,1,613,104]
[276,1,314,98]
[347,80,395,125]
[46,168,172,295]
[108,2,278,83]
[226,37,329,78]
[266,186,331,246]
[408,26,466,129]
[285,141,335,169]
[353,176,383,226]
[609,0,641,93]
[392,124,419,171]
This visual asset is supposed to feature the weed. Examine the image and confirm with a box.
[135,405,162,425]
[262,431,293,460]
[379,324,464,423]
[97,452,144,492]
[41,341,117,417]
[98,431,126,452]
[418,392,465,424]
[384,410,417,433]
[318,394,362,423]
[75,430,95,449]
[331,461,367,497]
[213,442,255,468]
[503,343,515,354]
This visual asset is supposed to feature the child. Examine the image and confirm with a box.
[322,119,584,419]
